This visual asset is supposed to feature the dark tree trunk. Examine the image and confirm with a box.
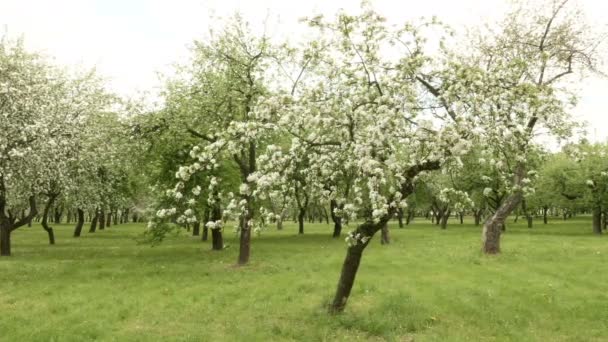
[459,212,464,224]
[592,206,602,235]
[482,193,522,254]
[527,216,533,228]
[406,209,414,225]
[89,211,99,233]
[42,194,58,245]
[53,206,62,224]
[113,210,118,225]
[603,211,607,231]
[237,213,251,264]
[210,201,223,251]
[543,206,548,224]
[73,208,85,237]
[0,196,38,256]
[474,211,481,226]
[397,208,404,228]
[192,221,200,236]
[329,218,388,313]
[99,210,106,230]
[298,209,305,235]
[0,224,11,256]
[330,200,343,238]
[106,212,112,227]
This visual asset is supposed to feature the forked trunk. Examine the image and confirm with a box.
[482,193,522,254]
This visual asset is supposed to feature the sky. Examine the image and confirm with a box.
[1,0,606,142]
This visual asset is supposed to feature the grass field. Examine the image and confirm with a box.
[1,217,607,341]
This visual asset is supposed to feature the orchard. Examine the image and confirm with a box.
[1,1,607,340]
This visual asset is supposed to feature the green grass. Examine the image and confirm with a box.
[1,217,607,341]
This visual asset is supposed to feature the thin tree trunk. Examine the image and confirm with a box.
[89,210,99,233]
[42,194,58,245]
[210,200,223,251]
[330,200,343,238]
[440,210,451,229]
[298,209,305,235]
[106,212,112,228]
[397,208,404,228]
[380,222,390,244]
[73,208,85,237]
[99,210,106,230]
[459,212,464,224]
[192,221,200,236]
[543,206,548,224]
[276,216,283,230]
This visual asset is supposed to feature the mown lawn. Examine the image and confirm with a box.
[1,217,607,341]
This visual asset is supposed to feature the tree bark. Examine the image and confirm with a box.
[73,208,85,237]
[99,210,106,230]
[543,206,548,224]
[397,208,404,228]
[330,218,388,313]
[330,200,343,237]
[380,222,390,244]
[89,210,99,233]
[440,210,451,229]
[192,221,200,236]
[482,193,522,254]
[106,211,112,228]
[0,195,37,256]
[210,201,223,251]
[41,194,58,245]
[298,208,305,235]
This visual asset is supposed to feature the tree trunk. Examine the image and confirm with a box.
[210,201,223,251]
[42,194,58,245]
[192,221,200,236]
[0,224,11,256]
[603,211,607,231]
[298,209,305,235]
[440,210,450,229]
[237,214,251,264]
[113,210,118,225]
[73,208,85,237]
[406,209,413,225]
[53,206,62,224]
[329,218,388,313]
[482,193,522,254]
[543,206,548,224]
[527,216,533,228]
[106,212,112,228]
[592,206,602,235]
[459,212,464,224]
[330,200,343,238]
[89,211,99,233]
[276,216,283,230]
[397,208,404,228]
[380,223,390,244]
[99,210,106,230]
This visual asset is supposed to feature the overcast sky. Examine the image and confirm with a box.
[1,0,606,141]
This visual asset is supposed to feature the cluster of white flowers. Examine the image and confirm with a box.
[345,231,372,247]
[156,207,177,218]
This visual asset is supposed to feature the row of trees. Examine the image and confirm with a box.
[141,0,603,312]
[0,37,144,255]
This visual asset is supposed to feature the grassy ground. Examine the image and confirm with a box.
[1,217,607,341]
